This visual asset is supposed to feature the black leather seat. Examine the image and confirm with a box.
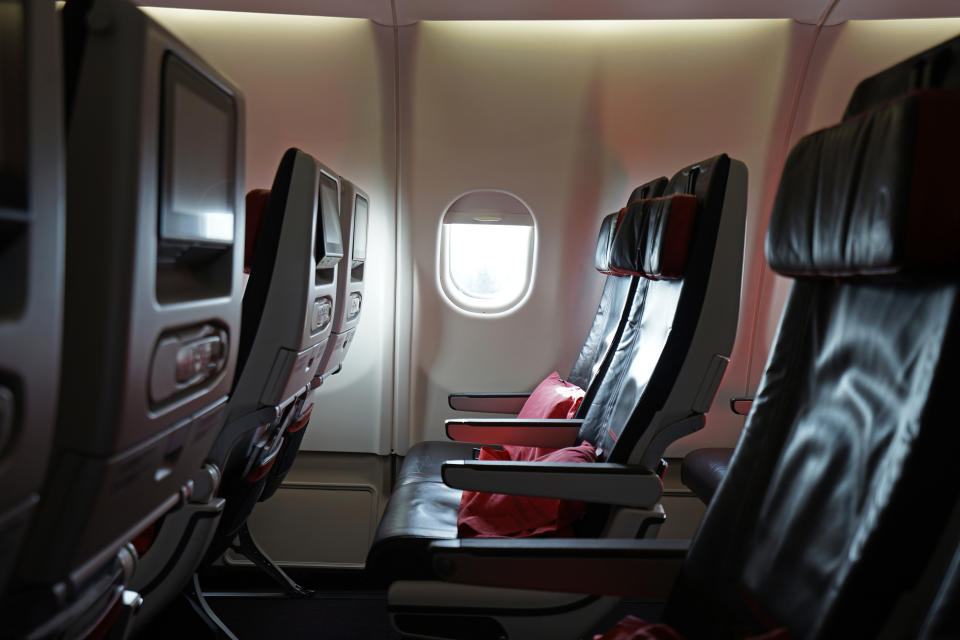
[667,90,960,640]
[430,36,960,640]
[368,155,748,593]
[680,448,732,504]
[394,178,669,486]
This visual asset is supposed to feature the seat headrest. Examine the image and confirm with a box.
[608,194,698,280]
[767,89,960,279]
[244,188,271,274]
[594,210,624,275]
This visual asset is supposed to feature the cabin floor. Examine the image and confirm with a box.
[137,566,665,639]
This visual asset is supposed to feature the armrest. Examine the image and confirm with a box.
[730,397,754,415]
[448,392,531,413]
[430,538,688,599]
[441,459,662,508]
[445,418,583,447]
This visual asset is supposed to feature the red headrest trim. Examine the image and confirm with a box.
[244,189,271,275]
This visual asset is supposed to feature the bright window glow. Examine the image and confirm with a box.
[447,224,531,301]
[438,190,536,316]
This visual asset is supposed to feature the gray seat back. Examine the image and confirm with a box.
[0,0,64,597]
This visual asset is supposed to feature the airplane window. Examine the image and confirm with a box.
[438,190,536,316]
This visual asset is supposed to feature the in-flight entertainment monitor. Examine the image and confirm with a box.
[352,193,368,268]
[316,170,344,270]
[159,52,237,247]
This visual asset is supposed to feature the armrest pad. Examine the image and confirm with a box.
[430,538,688,599]
[730,397,754,416]
[445,418,583,447]
[441,459,662,508]
[448,392,531,413]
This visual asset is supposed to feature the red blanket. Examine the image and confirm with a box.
[457,441,597,538]
[593,616,790,640]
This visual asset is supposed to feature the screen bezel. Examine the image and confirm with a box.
[352,193,368,265]
[0,0,27,211]
[158,51,237,247]
[315,170,344,267]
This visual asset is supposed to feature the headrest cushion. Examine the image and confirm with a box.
[767,89,960,279]
[608,194,698,280]
[244,188,271,274]
[594,210,624,275]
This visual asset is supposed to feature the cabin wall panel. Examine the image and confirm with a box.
[396,20,816,455]
[144,9,398,454]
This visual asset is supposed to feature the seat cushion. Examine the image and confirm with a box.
[395,440,481,486]
[680,448,733,505]
[366,480,461,580]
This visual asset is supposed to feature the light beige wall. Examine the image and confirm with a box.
[395,19,818,455]
[142,10,960,459]
[144,9,398,454]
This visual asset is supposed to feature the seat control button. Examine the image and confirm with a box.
[312,297,332,333]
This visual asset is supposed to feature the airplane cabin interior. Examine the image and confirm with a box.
[2,0,960,638]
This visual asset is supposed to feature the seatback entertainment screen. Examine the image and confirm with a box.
[315,172,343,269]
[352,193,368,267]
[159,53,236,246]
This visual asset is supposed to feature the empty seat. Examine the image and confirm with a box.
[430,45,960,640]
[256,177,372,504]
[313,177,370,382]
[447,178,668,413]
[680,448,732,504]
[681,31,960,509]
[207,151,343,546]
[0,0,64,598]
[402,178,669,484]
[367,154,747,639]
[127,147,344,628]
[5,0,246,635]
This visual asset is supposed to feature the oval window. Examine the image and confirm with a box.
[438,190,536,316]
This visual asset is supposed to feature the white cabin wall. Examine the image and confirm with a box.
[746,18,960,395]
[143,9,398,454]
[394,19,819,455]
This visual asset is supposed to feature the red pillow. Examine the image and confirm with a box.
[517,371,585,420]
[457,440,597,538]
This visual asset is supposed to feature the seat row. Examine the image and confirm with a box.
[364,32,960,640]
[0,1,369,636]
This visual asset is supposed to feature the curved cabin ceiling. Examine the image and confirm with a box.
[134,0,960,26]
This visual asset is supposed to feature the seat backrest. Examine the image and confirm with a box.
[13,0,245,621]
[225,148,342,434]
[577,155,748,467]
[665,66,960,639]
[0,0,63,596]
[204,148,343,549]
[315,177,369,380]
[566,177,668,395]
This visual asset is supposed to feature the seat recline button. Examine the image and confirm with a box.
[150,324,229,404]
[348,292,362,319]
[312,297,332,333]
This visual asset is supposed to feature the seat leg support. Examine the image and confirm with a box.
[232,522,314,598]
[183,574,239,640]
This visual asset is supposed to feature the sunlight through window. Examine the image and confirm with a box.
[438,191,536,315]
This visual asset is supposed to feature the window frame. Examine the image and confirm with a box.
[436,189,538,317]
